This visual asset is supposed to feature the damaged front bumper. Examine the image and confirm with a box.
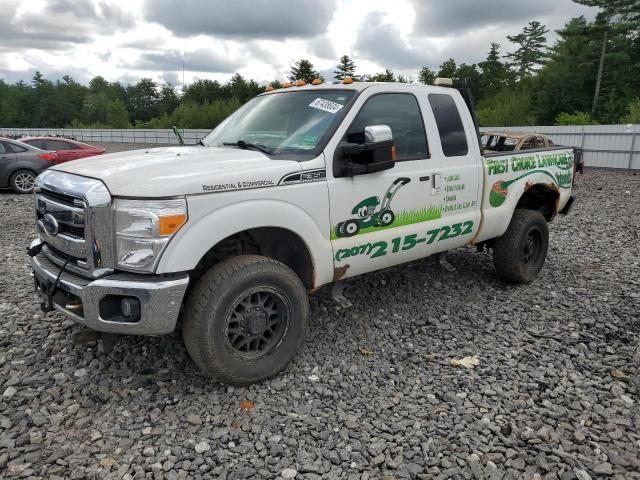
[31,246,189,336]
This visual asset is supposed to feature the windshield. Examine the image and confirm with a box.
[202,90,356,160]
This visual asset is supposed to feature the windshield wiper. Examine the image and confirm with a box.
[222,140,273,156]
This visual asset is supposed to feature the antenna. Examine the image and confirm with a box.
[182,51,185,90]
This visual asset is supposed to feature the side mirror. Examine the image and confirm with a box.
[334,124,395,178]
[364,125,392,143]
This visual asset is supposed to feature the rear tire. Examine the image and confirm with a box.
[493,209,549,284]
[182,255,309,385]
[10,170,36,194]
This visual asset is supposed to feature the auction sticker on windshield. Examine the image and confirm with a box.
[309,98,344,114]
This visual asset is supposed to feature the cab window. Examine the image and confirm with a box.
[428,93,468,157]
[345,93,429,161]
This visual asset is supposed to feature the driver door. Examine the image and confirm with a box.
[326,87,441,279]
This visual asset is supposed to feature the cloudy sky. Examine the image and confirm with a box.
[1,0,597,87]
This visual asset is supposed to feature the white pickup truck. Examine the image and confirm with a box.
[28,79,578,384]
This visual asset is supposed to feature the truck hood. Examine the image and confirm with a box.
[52,146,302,197]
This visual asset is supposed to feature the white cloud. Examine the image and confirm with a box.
[0,0,600,87]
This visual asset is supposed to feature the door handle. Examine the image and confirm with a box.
[419,175,430,182]
[431,174,442,196]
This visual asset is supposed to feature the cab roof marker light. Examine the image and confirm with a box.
[342,76,353,84]
[282,81,292,88]
[265,85,274,92]
[295,79,306,86]
[434,77,453,87]
[312,78,322,85]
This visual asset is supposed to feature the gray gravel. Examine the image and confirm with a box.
[1,159,639,479]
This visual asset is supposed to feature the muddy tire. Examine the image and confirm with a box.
[493,209,549,284]
[182,255,309,385]
[10,170,36,194]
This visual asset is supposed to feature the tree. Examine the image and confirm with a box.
[183,79,223,104]
[476,88,536,126]
[478,43,511,99]
[127,78,159,122]
[106,100,131,128]
[418,67,436,85]
[455,63,481,101]
[369,69,395,82]
[157,84,180,116]
[554,111,599,125]
[437,59,457,78]
[620,98,640,123]
[532,16,596,124]
[334,55,357,80]
[506,21,549,80]
[290,59,322,84]
[572,0,640,113]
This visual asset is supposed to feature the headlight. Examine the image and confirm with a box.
[114,198,187,272]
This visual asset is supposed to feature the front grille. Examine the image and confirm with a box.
[35,170,113,276]
[47,244,87,263]
[39,189,78,208]
[59,224,84,239]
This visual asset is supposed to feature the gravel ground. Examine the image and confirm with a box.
[1,163,639,480]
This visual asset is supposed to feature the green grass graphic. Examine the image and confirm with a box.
[330,205,442,239]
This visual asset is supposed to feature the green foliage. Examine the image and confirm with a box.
[289,59,322,83]
[478,43,512,99]
[369,69,395,82]
[620,98,640,123]
[334,55,357,80]
[437,59,457,78]
[417,67,436,85]
[476,88,536,127]
[0,73,257,129]
[554,112,599,125]
[506,21,549,80]
[106,100,131,128]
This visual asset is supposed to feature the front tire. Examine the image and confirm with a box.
[10,170,36,194]
[182,255,309,385]
[493,209,549,284]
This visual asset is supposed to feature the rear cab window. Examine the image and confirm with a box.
[428,93,468,157]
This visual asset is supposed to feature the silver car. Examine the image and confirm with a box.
[0,137,58,193]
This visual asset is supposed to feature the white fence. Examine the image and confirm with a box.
[2,124,639,170]
[0,128,211,146]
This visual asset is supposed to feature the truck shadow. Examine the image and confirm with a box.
[77,247,501,392]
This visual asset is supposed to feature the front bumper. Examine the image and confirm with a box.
[31,251,189,335]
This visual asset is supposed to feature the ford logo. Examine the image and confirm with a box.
[42,214,59,236]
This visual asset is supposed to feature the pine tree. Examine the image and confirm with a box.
[505,21,549,80]
[478,43,511,99]
[418,67,436,85]
[572,0,640,113]
[289,59,322,84]
[334,55,357,80]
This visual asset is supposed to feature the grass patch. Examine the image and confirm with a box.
[330,205,442,239]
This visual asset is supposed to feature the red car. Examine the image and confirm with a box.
[20,137,105,163]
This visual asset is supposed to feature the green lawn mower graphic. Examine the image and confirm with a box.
[335,177,411,238]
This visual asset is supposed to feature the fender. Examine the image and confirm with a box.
[156,197,334,287]
[474,171,572,244]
